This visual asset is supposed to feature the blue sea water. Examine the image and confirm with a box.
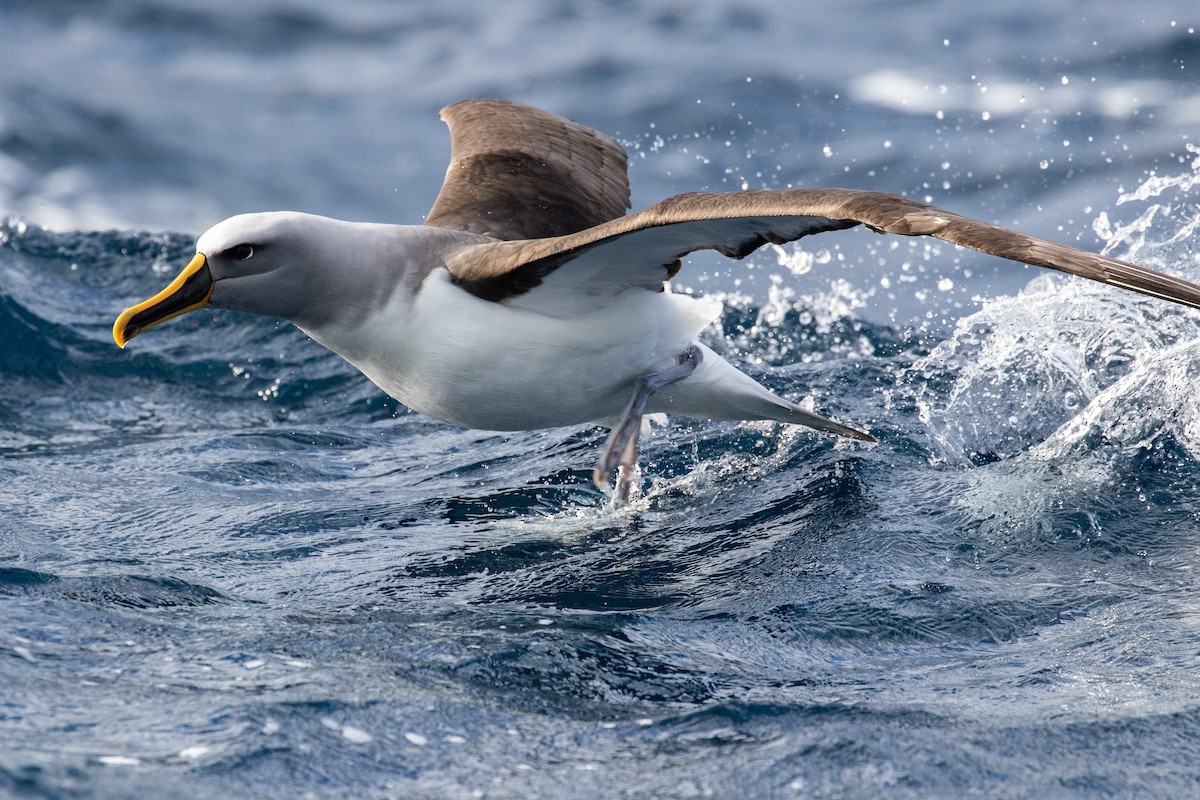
[3,1,1200,798]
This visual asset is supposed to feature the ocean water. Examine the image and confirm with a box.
[3,1,1200,798]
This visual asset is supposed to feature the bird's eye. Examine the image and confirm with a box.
[229,244,254,261]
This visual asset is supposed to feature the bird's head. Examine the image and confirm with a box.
[113,212,330,347]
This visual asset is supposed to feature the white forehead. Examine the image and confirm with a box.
[195,211,315,254]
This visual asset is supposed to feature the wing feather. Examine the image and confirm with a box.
[444,188,1200,312]
[424,99,630,241]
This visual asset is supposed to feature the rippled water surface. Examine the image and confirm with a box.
[3,2,1200,798]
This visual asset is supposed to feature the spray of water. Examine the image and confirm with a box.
[912,146,1200,466]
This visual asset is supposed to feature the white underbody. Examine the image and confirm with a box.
[300,269,810,432]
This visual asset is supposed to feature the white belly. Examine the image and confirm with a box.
[303,271,720,431]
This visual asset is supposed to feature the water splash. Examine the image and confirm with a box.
[1091,144,1200,263]
[912,151,1200,465]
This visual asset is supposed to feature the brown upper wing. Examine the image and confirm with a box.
[444,188,1200,312]
[424,99,631,241]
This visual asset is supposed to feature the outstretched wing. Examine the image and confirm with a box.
[424,98,631,241]
[444,188,1200,314]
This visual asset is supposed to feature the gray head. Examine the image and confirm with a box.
[201,211,343,320]
[114,211,359,347]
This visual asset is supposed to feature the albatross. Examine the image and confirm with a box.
[114,98,1200,499]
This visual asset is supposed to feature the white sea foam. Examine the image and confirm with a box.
[850,68,1200,124]
[915,152,1200,465]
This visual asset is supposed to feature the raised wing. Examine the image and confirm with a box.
[424,99,631,241]
[444,188,1200,314]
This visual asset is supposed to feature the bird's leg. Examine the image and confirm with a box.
[593,344,703,496]
[612,431,641,505]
